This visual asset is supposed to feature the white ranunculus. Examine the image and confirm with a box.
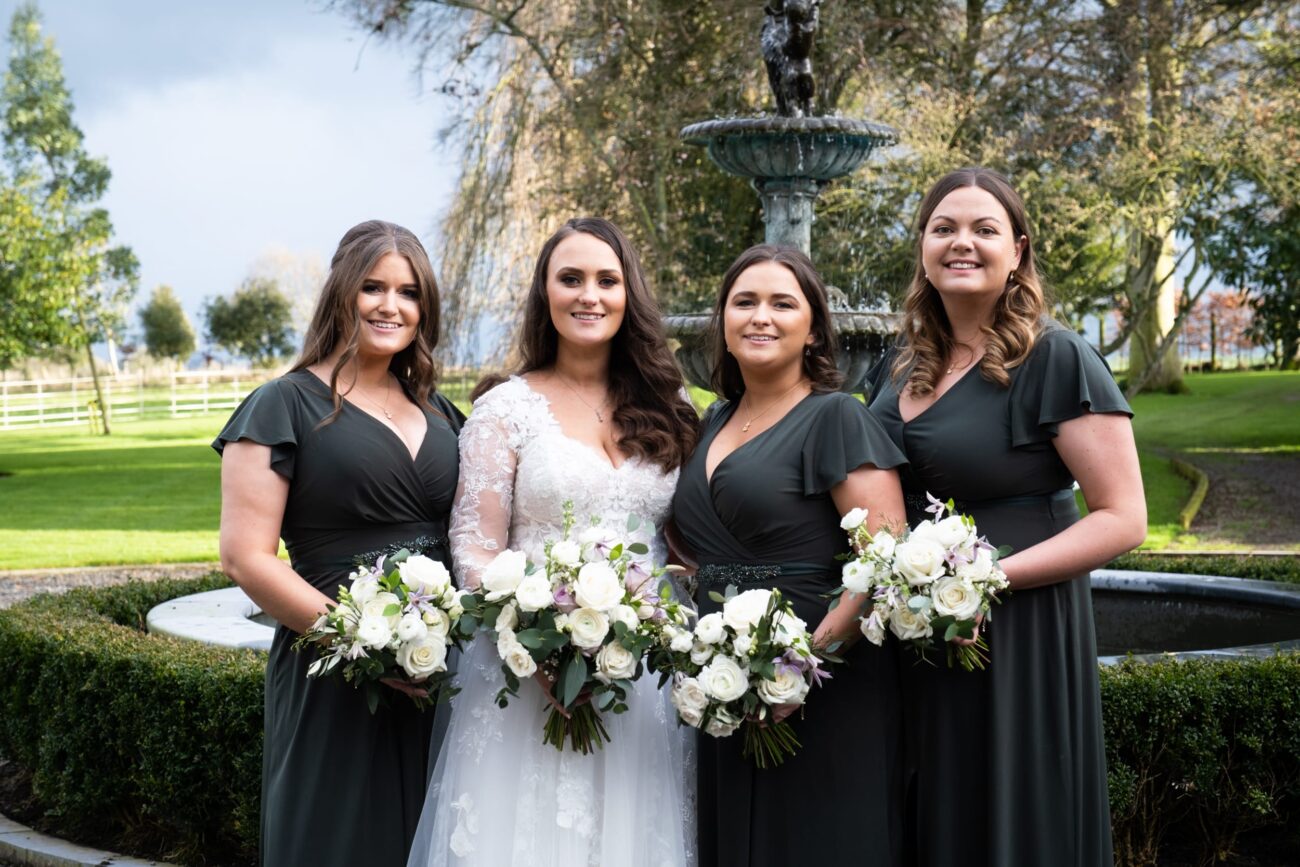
[931,576,983,621]
[568,607,610,649]
[699,655,749,703]
[396,612,428,643]
[671,677,709,728]
[398,634,447,679]
[594,641,638,682]
[514,573,555,612]
[362,592,402,627]
[889,605,933,641]
[356,614,394,649]
[955,548,994,583]
[839,507,869,530]
[574,562,624,611]
[690,641,715,665]
[893,538,948,586]
[757,667,810,705]
[502,642,537,678]
[704,707,742,738]
[841,559,876,594]
[422,608,451,640]
[669,628,694,653]
[868,530,897,561]
[933,514,975,550]
[611,604,640,632]
[722,589,773,635]
[695,612,726,645]
[860,608,888,646]
[399,555,452,595]
[482,549,528,600]
[494,601,519,634]
[349,576,380,606]
[550,539,583,568]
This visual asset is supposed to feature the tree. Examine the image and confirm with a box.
[204,277,295,367]
[1,3,137,430]
[0,176,79,368]
[139,285,196,362]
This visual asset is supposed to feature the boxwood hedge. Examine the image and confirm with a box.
[0,576,1297,866]
[1109,552,1300,585]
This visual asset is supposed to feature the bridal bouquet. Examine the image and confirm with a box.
[457,505,693,753]
[836,496,1010,670]
[295,549,472,712]
[652,585,831,769]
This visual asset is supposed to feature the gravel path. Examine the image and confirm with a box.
[0,563,220,609]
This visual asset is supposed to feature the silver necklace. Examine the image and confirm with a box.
[354,374,393,420]
[554,371,609,423]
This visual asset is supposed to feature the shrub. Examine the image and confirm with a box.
[1109,552,1300,585]
[0,575,262,866]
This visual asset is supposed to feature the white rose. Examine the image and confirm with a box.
[398,554,452,595]
[690,641,715,665]
[669,628,694,653]
[395,612,428,643]
[356,614,393,649]
[496,628,518,657]
[397,634,447,679]
[671,677,709,727]
[568,607,610,649]
[931,576,983,621]
[908,520,942,543]
[482,549,528,600]
[955,548,994,583]
[574,562,624,611]
[889,605,933,641]
[594,641,638,682]
[695,612,726,645]
[514,573,555,613]
[422,608,451,640]
[893,538,948,586]
[721,589,773,635]
[349,576,380,606]
[733,634,753,657]
[772,610,809,648]
[611,604,640,633]
[502,642,537,678]
[494,601,519,634]
[860,608,888,646]
[550,539,582,568]
[362,592,402,627]
[839,507,869,530]
[841,559,876,594]
[757,667,810,705]
[868,530,897,561]
[704,707,742,738]
[699,655,749,703]
[933,514,975,550]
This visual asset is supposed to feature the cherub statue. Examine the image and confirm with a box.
[761,0,820,117]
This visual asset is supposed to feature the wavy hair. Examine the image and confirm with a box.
[292,220,442,421]
[475,217,698,472]
[709,245,842,401]
[892,167,1048,396]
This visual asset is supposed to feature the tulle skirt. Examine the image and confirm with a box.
[407,635,696,867]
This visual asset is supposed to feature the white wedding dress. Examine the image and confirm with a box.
[407,376,696,867]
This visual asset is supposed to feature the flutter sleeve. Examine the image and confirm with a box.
[801,392,908,496]
[1009,325,1133,448]
[447,389,517,590]
[211,379,299,480]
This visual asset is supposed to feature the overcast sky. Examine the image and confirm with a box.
[2,0,457,337]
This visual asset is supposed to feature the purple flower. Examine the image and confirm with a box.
[924,492,947,519]
[553,585,579,613]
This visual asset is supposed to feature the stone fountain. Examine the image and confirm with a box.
[665,0,900,392]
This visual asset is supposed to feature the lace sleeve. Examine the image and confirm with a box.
[448,402,517,590]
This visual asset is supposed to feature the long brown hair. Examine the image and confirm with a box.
[292,220,442,420]
[709,244,843,402]
[892,167,1048,395]
[476,217,698,472]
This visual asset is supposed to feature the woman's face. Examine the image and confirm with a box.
[722,261,814,378]
[921,185,1026,300]
[355,251,420,360]
[546,232,627,352]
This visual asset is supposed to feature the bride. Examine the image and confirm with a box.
[407,218,701,867]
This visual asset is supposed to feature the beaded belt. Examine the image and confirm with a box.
[903,488,1075,515]
[352,533,449,569]
[694,561,828,593]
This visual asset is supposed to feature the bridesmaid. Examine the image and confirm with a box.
[864,167,1146,866]
[673,244,909,867]
[214,220,464,866]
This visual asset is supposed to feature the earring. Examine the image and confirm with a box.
[804,346,812,357]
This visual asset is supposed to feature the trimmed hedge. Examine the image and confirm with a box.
[1109,552,1300,585]
[1,578,1298,866]
[0,575,262,866]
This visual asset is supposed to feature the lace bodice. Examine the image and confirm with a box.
[448,376,679,587]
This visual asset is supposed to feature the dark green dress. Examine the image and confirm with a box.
[864,325,1130,867]
[673,391,909,867]
[212,369,464,867]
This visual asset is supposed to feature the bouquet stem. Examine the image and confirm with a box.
[742,721,802,768]
[542,704,610,753]
[949,635,992,671]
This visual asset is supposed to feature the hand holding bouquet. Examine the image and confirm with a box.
[837,495,1010,670]
[295,549,472,712]
[652,585,831,768]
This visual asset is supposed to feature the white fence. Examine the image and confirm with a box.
[0,369,276,431]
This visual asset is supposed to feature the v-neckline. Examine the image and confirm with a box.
[703,392,814,486]
[897,364,980,426]
[299,369,429,462]
[515,375,632,472]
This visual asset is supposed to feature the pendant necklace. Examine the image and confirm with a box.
[555,370,609,423]
[355,374,394,420]
[741,379,805,433]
